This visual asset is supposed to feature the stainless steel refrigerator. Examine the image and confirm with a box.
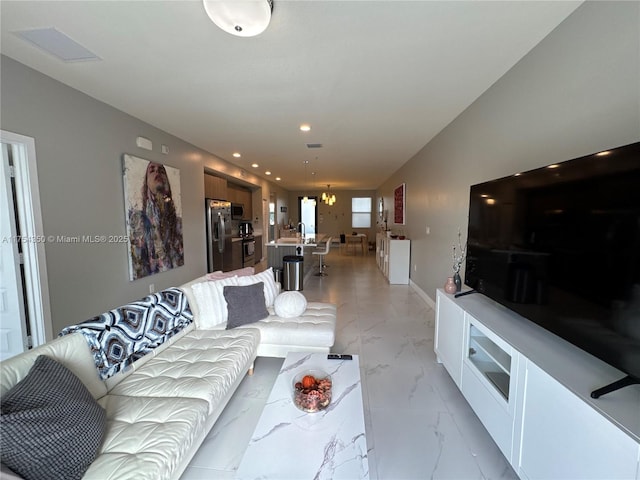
[206,199,232,272]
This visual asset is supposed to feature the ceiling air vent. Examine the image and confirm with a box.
[306,143,323,149]
[14,28,100,62]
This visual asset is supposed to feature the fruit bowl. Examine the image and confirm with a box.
[292,370,332,413]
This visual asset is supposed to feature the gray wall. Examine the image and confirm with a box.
[2,1,638,334]
[378,1,640,302]
[1,55,275,335]
[283,189,377,242]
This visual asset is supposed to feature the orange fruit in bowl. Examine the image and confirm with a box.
[301,375,316,389]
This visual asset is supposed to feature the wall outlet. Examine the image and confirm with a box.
[426,226,431,235]
[414,264,417,272]
[149,283,155,293]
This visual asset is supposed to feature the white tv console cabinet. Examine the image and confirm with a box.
[435,289,640,480]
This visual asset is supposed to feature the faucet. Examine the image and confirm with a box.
[298,222,306,239]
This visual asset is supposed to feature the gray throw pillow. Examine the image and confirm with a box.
[224,281,269,329]
[0,355,107,480]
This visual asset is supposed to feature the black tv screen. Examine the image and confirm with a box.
[465,142,640,395]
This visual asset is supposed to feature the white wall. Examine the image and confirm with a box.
[378,1,640,301]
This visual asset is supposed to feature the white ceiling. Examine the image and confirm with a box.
[0,1,582,191]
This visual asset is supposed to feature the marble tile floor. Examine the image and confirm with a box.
[182,250,518,480]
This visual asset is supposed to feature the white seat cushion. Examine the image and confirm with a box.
[237,302,336,348]
[190,277,239,329]
[84,395,209,480]
[107,328,259,414]
[0,333,107,400]
[236,267,279,307]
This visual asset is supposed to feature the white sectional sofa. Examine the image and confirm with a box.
[1,320,259,480]
[179,269,337,357]
[0,268,337,480]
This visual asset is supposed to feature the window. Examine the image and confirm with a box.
[352,197,371,228]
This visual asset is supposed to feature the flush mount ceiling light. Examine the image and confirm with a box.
[203,0,273,37]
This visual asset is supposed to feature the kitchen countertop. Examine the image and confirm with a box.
[266,234,328,248]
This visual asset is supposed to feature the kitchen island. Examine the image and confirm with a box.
[265,235,328,282]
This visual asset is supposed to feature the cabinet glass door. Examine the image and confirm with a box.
[468,324,511,400]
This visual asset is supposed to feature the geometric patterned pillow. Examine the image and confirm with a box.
[59,287,193,380]
[0,355,107,480]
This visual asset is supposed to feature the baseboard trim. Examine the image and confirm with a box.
[410,279,435,309]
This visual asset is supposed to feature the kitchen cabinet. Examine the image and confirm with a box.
[231,240,243,271]
[254,235,262,264]
[227,183,252,219]
[204,174,227,200]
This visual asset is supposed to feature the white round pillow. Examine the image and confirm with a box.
[274,291,308,318]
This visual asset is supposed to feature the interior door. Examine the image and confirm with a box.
[0,143,29,360]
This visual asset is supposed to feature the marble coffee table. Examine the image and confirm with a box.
[236,352,369,479]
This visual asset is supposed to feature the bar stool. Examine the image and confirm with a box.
[313,236,332,276]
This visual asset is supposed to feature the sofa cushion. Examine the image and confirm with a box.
[224,282,269,329]
[0,355,107,480]
[236,302,337,349]
[236,267,279,307]
[274,291,308,318]
[107,328,260,415]
[85,394,209,480]
[191,276,238,329]
[0,333,107,400]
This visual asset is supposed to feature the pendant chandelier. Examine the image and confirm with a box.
[322,184,336,206]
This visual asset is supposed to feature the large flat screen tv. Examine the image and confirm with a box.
[465,142,640,397]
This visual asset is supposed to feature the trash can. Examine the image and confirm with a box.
[282,255,304,291]
[273,267,283,287]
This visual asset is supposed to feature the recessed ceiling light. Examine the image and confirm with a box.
[233,152,241,158]
[547,164,560,169]
[265,171,271,175]
[596,151,611,156]
[300,124,311,132]
[275,177,281,181]
[251,163,259,168]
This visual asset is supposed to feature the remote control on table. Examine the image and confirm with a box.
[327,354,353,360]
